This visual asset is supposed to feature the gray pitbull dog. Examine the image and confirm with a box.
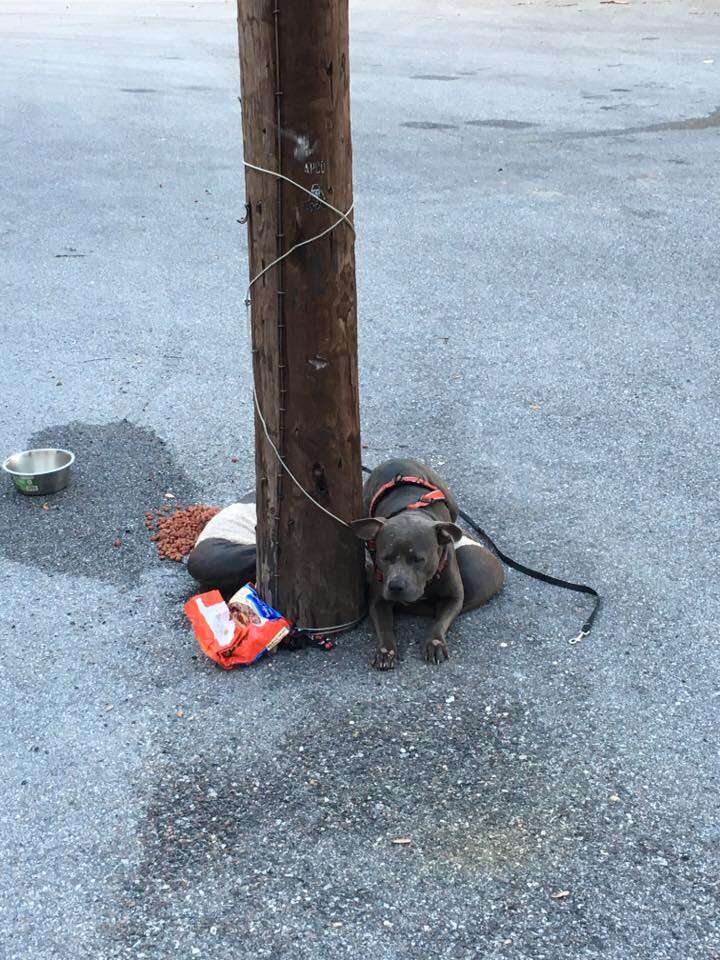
[351,458,505,670]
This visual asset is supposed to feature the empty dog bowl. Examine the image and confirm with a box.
[2,448,75,496]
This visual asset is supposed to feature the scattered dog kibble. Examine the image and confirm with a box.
[176,710,185,718]
[146,504,220,561]
[112,538,122,548]
[230,456,239,463]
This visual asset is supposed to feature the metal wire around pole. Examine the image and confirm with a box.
[243,160,356,531]
[242,159,367,634]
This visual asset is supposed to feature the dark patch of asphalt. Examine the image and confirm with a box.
[0,421,199,585]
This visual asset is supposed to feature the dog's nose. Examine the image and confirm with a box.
[387,577,405,596]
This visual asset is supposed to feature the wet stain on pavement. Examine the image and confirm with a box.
[411,74,461,81]
[120,697,553,945]
[565,105,720,139]
[111,693,716,955]
[0,420,198,585]
[401,121,458,130]
[465,118,537,129]
[625,208,663,220]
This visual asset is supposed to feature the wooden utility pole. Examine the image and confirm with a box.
[236,0,365,627]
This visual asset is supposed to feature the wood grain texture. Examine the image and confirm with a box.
[237,0,365,626]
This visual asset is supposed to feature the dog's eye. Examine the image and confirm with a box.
[413,556,425,565]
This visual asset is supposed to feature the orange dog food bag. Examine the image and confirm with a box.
[184,585,290,668]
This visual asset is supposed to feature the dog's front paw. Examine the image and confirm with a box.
[372,646,397,671]
[422,636,449,665]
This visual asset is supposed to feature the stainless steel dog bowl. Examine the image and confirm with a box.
[2,448,75,496]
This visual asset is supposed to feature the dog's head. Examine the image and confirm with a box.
[351,512,462,603]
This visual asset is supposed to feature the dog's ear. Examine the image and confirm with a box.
[434,521,462,545]
[350,517,385,541]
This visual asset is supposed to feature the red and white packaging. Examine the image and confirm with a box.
[184,584,290,668]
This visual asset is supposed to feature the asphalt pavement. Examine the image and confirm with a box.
[1,1,718,958]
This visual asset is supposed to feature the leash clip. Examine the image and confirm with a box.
[569,629,589,646]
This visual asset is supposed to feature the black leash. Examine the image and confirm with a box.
[456,507,601,644]
[362,465,601,643]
